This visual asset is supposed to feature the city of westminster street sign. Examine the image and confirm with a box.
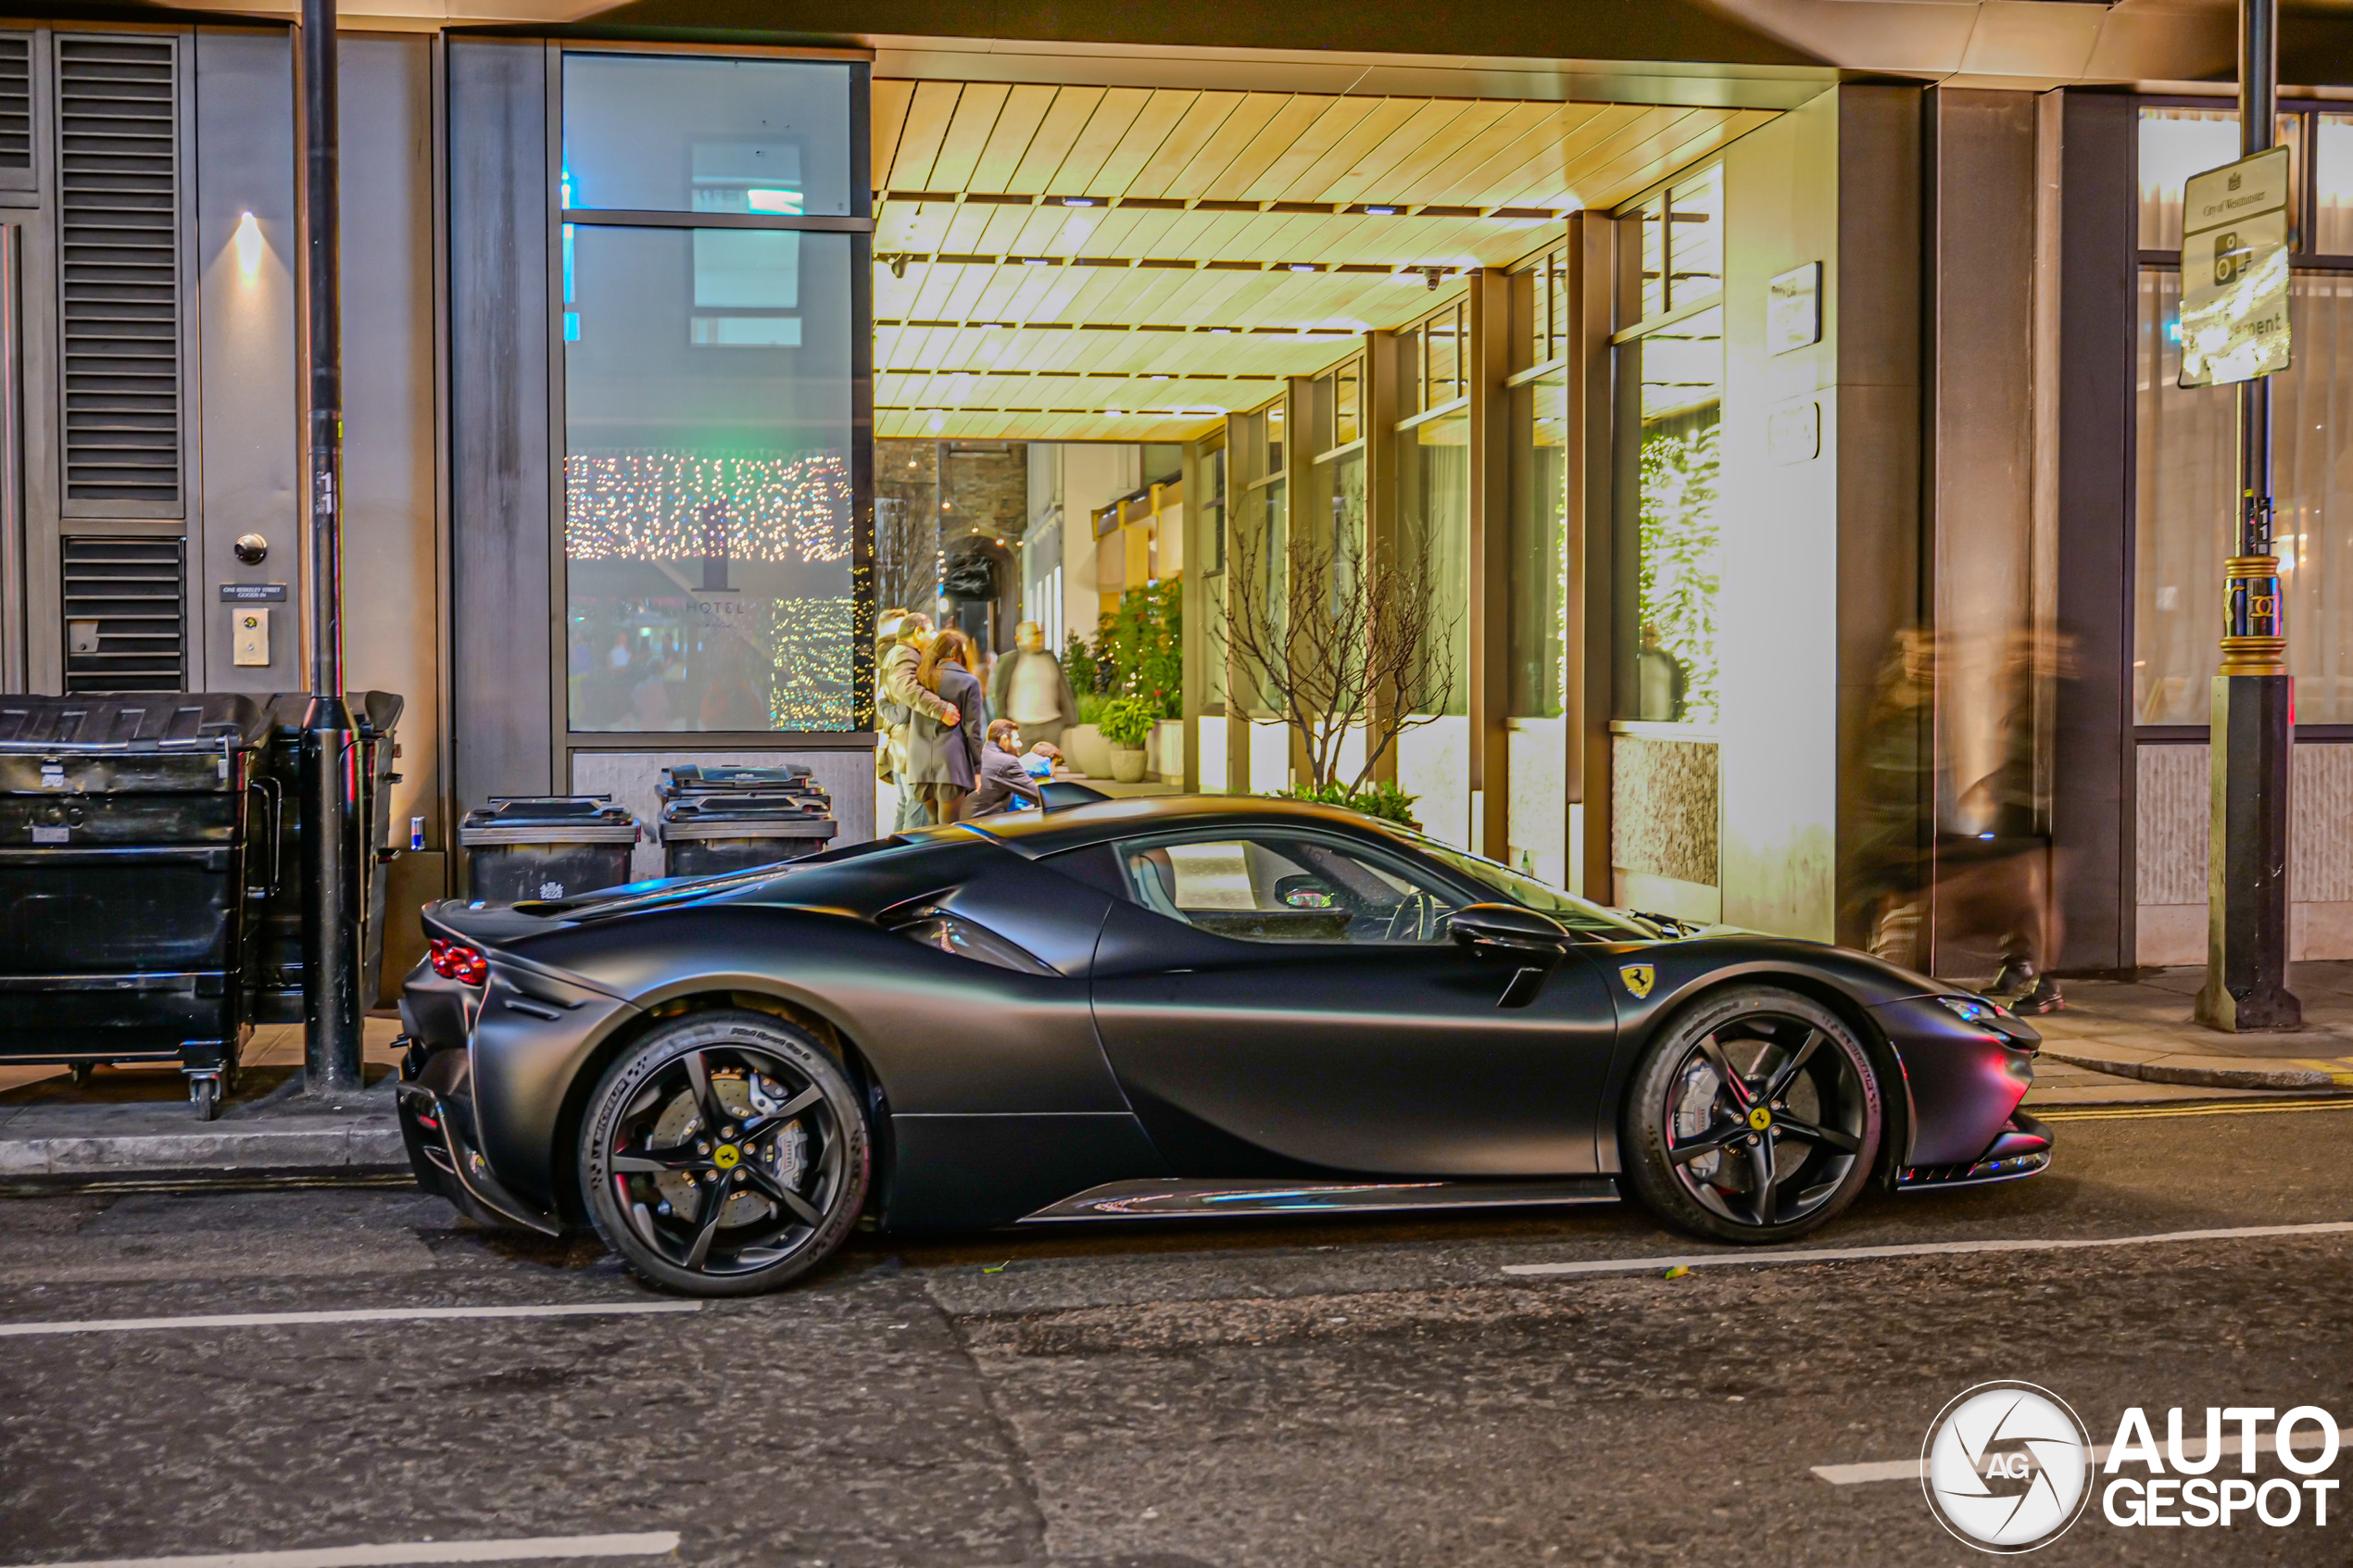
[2177,143,2292,388]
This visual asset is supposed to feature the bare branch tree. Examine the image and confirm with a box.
[1225,521,1459,797]
[873,495,939,618]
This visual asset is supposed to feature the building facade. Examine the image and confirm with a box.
[0,3,2348,975]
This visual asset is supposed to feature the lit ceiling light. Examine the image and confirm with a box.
[926,412,947,433]
[1287,263,1316,273]
[1205,327,1233,335]
[1060,196,1097,207]
[233,210,264,277]
[1149,374,1172,381]
[1019,257,1053,267]
[1362,204,1401,217]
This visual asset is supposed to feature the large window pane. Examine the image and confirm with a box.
[1667,164,1722,306]
[2138,107,2300,252]
[1620,307,1723,725]
[1506,375,1567,718]
[2320,114,2353,257]
[1401,413,1470,714]
[563,226,855,733]
[561,54,855,217]
[2134,269,2353,723]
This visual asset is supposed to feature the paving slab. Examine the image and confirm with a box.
[2032,960,2353,1091]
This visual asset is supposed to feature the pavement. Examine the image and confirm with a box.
[0,1019,409,1187]
[3,1099,2351,1566]
[2033,960,2353,1091]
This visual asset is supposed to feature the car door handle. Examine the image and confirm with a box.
[1496,965,1550,1009]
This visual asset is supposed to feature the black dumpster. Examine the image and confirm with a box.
[0,694,275,1116]
[659,791,838,878]
[459,797,640,903]
[249,692,407,1024]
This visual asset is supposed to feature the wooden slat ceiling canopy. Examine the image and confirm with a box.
[872,82,1773,442]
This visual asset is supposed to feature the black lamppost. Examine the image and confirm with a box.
[298,0,363,1092]
[2195,0,2301,1032]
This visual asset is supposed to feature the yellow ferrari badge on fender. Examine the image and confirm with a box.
[1619,964,1655,999]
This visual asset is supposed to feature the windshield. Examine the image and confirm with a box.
[1393,833,1664,939]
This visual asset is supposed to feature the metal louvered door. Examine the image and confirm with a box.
[51,33,186,695]
[55,34,182,516]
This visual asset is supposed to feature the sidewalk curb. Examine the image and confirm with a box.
[2042,1047,2353,1094]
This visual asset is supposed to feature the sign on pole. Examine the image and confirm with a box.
[2177,144,2292,387]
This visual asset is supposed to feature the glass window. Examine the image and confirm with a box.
[1635,194,1667,321]
[1667,164,1722,307]
[2320,114,2353,257]
[2137,107,2301,252]
[1399,833,1657,936]
[1506,371,1568,718]
[1617,306,1724,725]
[1116,834,1462,943]
[1400,411,1470,715]
[563,226,856,732]
[1515,242,1569,371]
[561,54,856,218]
[2134,269,2353,724]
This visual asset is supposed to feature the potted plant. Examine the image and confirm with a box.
[1099,695,1158,784]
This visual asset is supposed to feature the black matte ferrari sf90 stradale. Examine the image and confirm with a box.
[395,794,2050,1295]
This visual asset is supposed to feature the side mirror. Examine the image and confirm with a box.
[1450,902,1570,958]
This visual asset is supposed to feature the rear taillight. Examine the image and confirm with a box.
[427,938,489,986]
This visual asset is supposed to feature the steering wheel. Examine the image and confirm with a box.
[1384,888,1436,943]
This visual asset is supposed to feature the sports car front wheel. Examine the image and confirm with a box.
[1618,986,1881,1246]
[580,1011,870,1296]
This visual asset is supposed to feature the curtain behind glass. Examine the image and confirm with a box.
[2135,270,2353,723]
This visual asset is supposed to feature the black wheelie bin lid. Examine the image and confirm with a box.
[261,691,407,741]
[655,762,824,800]
[0,693,274,792]
[659,791,838,843]
[459,795,640,847]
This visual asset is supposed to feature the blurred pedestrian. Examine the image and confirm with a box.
[988,619,1080,749]
[966,719,1044,816]
[906,627,985,825]
[876,611,960,831]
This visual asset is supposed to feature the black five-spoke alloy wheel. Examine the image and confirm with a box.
[1620,986,1881,1245]
[581,1011,869,1296]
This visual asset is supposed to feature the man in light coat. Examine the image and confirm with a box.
[987,619,1080,750]
[875,611,960,830]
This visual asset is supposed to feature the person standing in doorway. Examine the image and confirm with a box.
[876,611,960,831]
[906,627,986,825]
[988,619,1080,750]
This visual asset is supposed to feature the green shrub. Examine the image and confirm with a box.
[1266,779,1422,829]
[1099,695,1160,748]
[1075,692,1108,727]
[1063,632,1101,698]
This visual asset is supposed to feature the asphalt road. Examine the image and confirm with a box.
[3,1101,2352,1568]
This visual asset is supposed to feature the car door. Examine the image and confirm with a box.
[1083,827,1618,1177]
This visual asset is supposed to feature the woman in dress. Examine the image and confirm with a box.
[904,626,986,824]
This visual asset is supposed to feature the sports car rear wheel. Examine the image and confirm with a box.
[581,1011,869,1296]
[1619,986,1881,1245]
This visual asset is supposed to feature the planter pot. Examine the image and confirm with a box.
[1063,723,1112,779]
[1110,746,1148,783]
[1151,719,1187,783]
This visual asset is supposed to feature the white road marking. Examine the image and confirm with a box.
[1814,1426,2353,1486]
[14,1535,681,1568]
[0,1301,701,1338]
[1500,1220,2353,1279]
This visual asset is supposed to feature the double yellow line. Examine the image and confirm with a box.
[2036,1095,2353,1123]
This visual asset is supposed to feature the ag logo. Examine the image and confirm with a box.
[1618,964,1655,999]
[1922,1382,2093,1553]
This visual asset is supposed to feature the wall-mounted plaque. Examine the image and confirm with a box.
[1767,262,1822,357]
[1767,400,1820,465]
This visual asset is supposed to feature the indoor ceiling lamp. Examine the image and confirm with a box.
[1059,195,1097,207]
[1360,203,1402,216]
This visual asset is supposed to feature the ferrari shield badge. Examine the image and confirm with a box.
[1619,964,1655,999]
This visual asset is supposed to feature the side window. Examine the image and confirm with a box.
[1117,835,1461,943]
